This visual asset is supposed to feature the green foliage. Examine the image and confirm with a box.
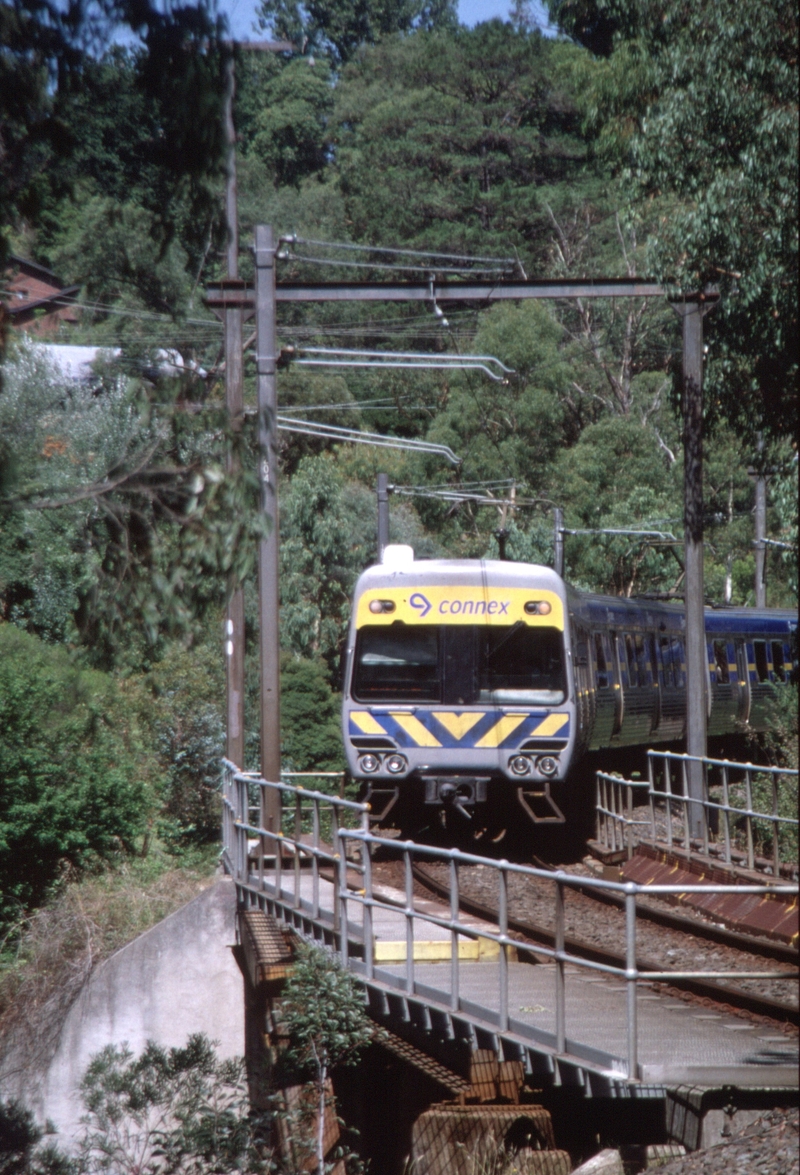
[0,342,269,668]
[257,0,457,66]
[279,455,373,669]
[331,23,591,260]
[281,944,371,1077]
[547,0,798,440]
[139,643,226,848]
[236,53,334,188]
[0,624,150,923]
[280,944,370,1175]
[0,1,227,271]
[77,1035,271,1174]
[280,654,344,773]
[0,1099,74,1175]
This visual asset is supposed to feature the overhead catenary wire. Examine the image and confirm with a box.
[277,253,513,278]
[275,417,461,466]
[281,235,518,267]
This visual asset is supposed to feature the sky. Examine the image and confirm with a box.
[220,0,556,41]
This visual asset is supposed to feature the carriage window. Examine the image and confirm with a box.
[672,638,686,688]
[753,640,769,683]
[354,627,440,701]
[772,641,786,682]
[634,633,649,685]
[624,635,639,687]
[594,633,611,689]
[479,625,565,704]
[714,640,730,684]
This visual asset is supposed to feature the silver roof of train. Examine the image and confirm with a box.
[355,557,566,593]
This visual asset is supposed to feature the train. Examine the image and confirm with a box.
[340,546,797,835]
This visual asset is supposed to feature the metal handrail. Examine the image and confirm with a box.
[648,751,798,875]
[222,762,797,1083]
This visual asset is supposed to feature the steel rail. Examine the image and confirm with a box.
[408,860,799,1027]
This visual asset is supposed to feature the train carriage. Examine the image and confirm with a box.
[341,546,796,832]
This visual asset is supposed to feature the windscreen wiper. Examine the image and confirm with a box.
[485,620,525,661]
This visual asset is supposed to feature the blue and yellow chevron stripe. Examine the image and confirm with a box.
[348,709,570,750]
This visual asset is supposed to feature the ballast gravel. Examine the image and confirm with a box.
[646,1107,798,1175]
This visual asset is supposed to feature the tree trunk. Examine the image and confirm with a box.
[317,1060,328,1175]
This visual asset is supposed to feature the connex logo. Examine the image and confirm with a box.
[409,592,432,617]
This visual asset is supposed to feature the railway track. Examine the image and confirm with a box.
[404,859,799,1029]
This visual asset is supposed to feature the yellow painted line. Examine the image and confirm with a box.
[350,711,387,735]
[373,938,515,963]
[391,713,442,747]
[529,713,569,738]
[475,714,526,748]
[433,711,485,740]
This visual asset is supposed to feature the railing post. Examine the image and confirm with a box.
[450,855,460,1013]
[721,763,732,865]
[363,834,374,980]
[625,882,639,1081]
[312,796,320,919]
[338,830,349,967]
[332,803,341,933]
[647,755,657,841]
[555,874,566,1056]
[681,758,691,852]
[701,760,710,857]
[405,848,414,995]
[625,782,634,860]
[771,770,780,878]
[744,766,755,871]
[293,789,302,909]
[663,758,674,848]
[498,862,509,1033]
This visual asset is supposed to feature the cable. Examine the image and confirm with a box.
[283,235,516,267]
[278,253,512,277]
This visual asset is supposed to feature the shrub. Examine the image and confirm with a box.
[0,624,150,923]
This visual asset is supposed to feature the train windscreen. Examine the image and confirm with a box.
[352,624,565,704]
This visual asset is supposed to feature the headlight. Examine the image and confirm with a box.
[509,755,532,776]
[385,754,407,775]
[537,755,558,777]
[358,753,381,773]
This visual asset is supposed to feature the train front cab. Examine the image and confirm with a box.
[341,557,579,833]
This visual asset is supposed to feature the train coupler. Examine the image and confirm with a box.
[424,775,489,820]
[516,782,565,825]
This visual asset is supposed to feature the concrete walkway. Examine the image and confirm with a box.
[266,869,799,1087]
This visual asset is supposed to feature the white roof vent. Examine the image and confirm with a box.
[381,544,414,568]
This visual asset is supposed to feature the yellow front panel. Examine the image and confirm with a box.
[356,585,563,629]
[474,714,527,748]
[390,713,443,748]
[432,711,485,741]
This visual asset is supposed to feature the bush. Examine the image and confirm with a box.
[0,624,150,923]
[140,642,225,848]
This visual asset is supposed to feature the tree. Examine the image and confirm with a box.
[330,23,592,261]
[0,624,150,923]
[0,1098,74,1175]
[545,0,798,440]
[77,1035,271,1174]
[0,341,268,668]
[256,0,457,67]
[278,454,374,669]
[279,944,371,1175]
[0,0,228,274]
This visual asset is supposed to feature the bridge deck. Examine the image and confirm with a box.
[245,868,798,1089]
